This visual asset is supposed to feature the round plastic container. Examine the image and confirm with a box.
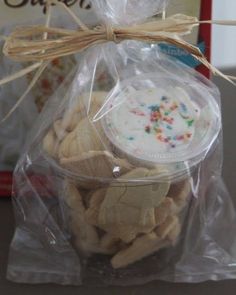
[101,73,221,182]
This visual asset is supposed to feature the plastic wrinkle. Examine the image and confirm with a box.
[6,0,236,286]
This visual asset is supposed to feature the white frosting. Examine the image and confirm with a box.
[103,87,212,163]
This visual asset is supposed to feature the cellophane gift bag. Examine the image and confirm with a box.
[7,0,236,285]
[0,6,99,186]
[0,14,79,175]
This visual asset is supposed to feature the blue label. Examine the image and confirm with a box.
[159,41,205,68]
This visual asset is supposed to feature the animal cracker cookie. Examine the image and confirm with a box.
[59,91,108,132]
[111,215,181,269]
[98,168,170,242]
[58,118,104,159]
[111,232,169,269]
[85,188,106,225]
[60,150,133,182]
[100,234,121,254]
[43,128,59,158]
[155,215,179,239]
[154,197,178,226]
[53,120,68,141]
[166,219,181,245]
[167,179,191,212]
[65,181,119,255]
[64,181,100,255]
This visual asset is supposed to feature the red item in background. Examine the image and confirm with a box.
[197,0,212,79]
[0,0,213,197]
[0,172,13,197]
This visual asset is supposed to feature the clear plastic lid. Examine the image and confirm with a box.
[100,73,221,176]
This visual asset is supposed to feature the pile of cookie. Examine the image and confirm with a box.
[42,91,191,269]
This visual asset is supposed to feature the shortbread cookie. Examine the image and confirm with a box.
[155,215,179,239]
[111,232,169,269]
[98,168,170,243]
[166,219,181,245]
[167,179,191,212]
[53,120,68,141]
[100,234,121,254]
[43,129,58,158]
[64,181,85,211]
[111,215,181,269]
[85,188,106,225]
[58,118,105,159]
[60,110,81,133]
[154,197,178,226]
[60,150,133,181]
[60,91,108,132]
[73,91,108,118]
[65,182,117,255]
[64,181,100,255]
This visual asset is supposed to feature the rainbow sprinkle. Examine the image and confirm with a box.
[129,94,195,149]
[130,108,145,116]
[127,136,135,141]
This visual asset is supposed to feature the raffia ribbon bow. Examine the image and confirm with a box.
[0,0,236,121]
[3,14,202,62]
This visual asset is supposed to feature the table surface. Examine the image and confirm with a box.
[1,72,236,295]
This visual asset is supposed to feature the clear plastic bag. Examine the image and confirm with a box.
[7,0,236,285]
[0,15,81,171]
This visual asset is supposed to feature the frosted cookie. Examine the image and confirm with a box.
[103,87,198,158]
[102,84,221,179]
[26,56,76,112]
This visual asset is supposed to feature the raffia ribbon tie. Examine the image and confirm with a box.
[2,12,236,82]
[2,14,204,63]
[1,0,236,122]
[105,25,117,43]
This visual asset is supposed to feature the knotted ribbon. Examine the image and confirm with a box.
[0,0,236,121]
